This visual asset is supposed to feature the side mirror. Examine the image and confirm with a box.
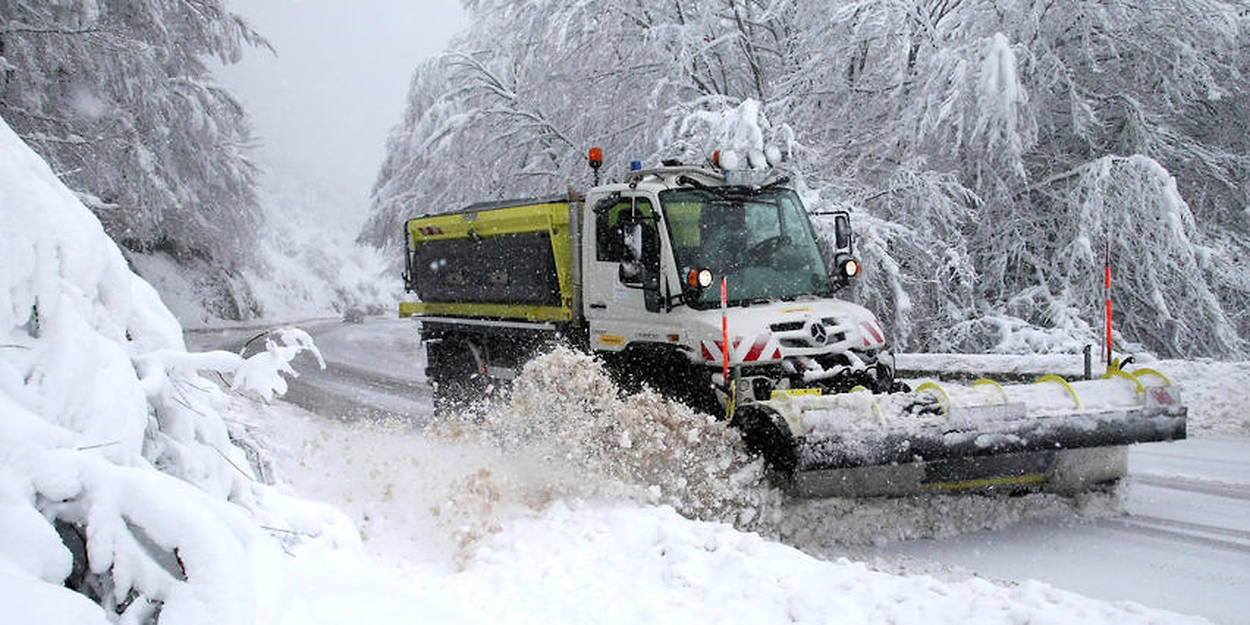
[834,213,853,252]
[825,211,858,287]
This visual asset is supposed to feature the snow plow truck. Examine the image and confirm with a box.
[399,149,1186,497]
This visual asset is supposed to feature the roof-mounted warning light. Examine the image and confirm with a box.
[589,146,603,185]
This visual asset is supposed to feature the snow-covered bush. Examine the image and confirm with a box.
[0,117,351,624]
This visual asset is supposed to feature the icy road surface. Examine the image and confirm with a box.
[882,439,1250,624]
[188,318,1250,624]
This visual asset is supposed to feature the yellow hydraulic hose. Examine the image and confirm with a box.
[972,378,1009,404]
[1130,368,1172,386]
[1102,369,1145,394]
[1035,375,1081,408]
[916,381,951,415]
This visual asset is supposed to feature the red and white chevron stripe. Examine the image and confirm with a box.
[701,334,782,364]
[860,320,885,347]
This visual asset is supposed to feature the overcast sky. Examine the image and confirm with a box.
[215,1,465,229]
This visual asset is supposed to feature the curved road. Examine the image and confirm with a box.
[188,318,433,423]
[188,318,1250,624]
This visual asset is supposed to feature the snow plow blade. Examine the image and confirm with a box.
[739,378,1187,498]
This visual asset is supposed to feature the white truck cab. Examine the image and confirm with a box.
[578,164,897,412]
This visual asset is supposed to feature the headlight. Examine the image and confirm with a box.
[842,258,860,277]
[686,268,715,289]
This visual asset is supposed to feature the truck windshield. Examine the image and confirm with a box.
[660,187,832,308]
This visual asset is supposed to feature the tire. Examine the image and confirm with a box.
[732,404,798,475]
[426,337,487,417]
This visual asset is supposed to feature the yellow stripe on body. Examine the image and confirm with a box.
[407,203,570,241]
[770,388,823,399]
[399,301,571,322]
[923,473,1047,492]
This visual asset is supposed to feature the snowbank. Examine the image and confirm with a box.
[448,501,1208,625]
[0,115,352,624]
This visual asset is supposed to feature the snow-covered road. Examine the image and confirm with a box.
[884,439,1250,624]
[187,318,1250,624]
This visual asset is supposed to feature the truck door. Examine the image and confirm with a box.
[583,193,668,352]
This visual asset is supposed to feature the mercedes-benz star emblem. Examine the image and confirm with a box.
[809,321,828,345]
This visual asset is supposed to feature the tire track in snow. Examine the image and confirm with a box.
[1102,515,1250,555]
[1133,473,1250,502]
[280,357,432,424]
[1109,471,1250,555]
[1125,514,1250,544]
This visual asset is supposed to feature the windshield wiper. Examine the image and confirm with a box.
[675,175,709,190]
[760,176,791,191]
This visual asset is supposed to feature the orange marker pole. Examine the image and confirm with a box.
[721,277,729,383]
[1104,242,1112,364]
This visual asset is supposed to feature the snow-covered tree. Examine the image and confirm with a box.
[0,0,269,318]
[365,0,1250,358]
[362,0,796,249]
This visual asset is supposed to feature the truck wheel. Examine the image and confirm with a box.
[427,338,487,417]
[732,404,798,475]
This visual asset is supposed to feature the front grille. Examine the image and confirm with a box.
[770,321,804,332]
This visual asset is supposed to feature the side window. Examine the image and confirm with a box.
[596,199,631,262]
[596,198,656,262]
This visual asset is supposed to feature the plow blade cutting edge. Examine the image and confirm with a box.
[740,378,1187,498]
